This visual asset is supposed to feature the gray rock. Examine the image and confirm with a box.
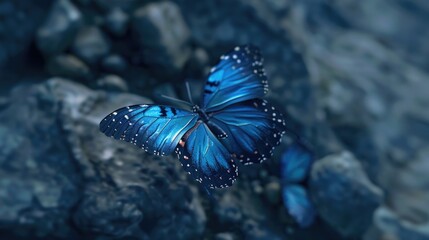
[214,232,236,240]
[72,26,111,65]
[241,219,283,240]
[0,97,9,111]
[0,0,53,66]
[132,1,191,77]
[36,0,82,56]
[365,206,429,240]
[309,151,383,238]
[184,47,210,78]
[0,82,83,238]
[101,54,128,73]
[0,79,206,239]
[104,8,129,37]
[281,3,429,238]
[264,181,281,205]
[94,0,139,12]
[215,194,243,225]
[96,74,129,92]
[46,54,91,80]
[152,83,178,104]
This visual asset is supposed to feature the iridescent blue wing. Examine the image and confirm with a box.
[99,105,198,156]
[209,99,286,165]
[202,45,267,112]
[281,142,313,183]
[282,184,316,228]
[176,121,238,189]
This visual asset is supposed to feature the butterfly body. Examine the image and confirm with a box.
[100,45,286,189]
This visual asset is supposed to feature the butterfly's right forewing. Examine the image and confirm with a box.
[202,45,267,112]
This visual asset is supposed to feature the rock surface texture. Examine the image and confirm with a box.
[0,0,428,239]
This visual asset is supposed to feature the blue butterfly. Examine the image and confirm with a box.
[99,45,286,189]
[281,142,316,227]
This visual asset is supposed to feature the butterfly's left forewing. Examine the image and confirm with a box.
[176,121,238,189]
[100,104,198,156]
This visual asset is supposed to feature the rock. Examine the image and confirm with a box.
[0,82,83,238]
[365,206,429,240]
[0,97,9,111]
[36,0,82,56]
[309,151,383,238]
[96,74,128,92]
[0,79,206,239]
[152,83,178,104]
[101,54,128,73]
[183,47,210,78]
[46,54,91,80]
[72,26,111,65]
[215,194,243,225]
[214,232,236,240]
[104,8,129,37]
[317,0,429,71]
[94,0,139,12]
[0,0,53,66]
[241,219,283,240]
[132,1,191,77]
[264,181,281,205]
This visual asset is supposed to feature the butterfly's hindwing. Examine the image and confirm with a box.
[210,99,286,165]
[282,184,316,228]
[100,105,198,156]
[175,121,238,189]
[281,142,313,183]
[203,45,268,112]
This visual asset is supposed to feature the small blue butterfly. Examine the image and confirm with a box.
[100,45,286,189]
[281,142,316,227]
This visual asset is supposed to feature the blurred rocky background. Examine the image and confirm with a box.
[0,0,428,239]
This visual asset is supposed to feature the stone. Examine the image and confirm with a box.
[0,79,206,239]
[96,74,128,92]
[0,0,53,66]
[215,194,243,225]
[214,232,236,240]
[183,47,209,78]
[309,151,383,238]
[0,97,9,111]
[104,8,129,37]
[72,26,110,65]
[241,219,283,240]
[36,0,82,56]
[366,206,429,240]
[94,0,139,12]
[152,83,179,104]
[132,1,191,77]
[0,82,83,238]
[264,181,281,205]
[101,54,128,73]
[46,54,91,80]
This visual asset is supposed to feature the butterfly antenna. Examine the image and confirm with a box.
[159,94,193,107]
[185,81,194,105]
